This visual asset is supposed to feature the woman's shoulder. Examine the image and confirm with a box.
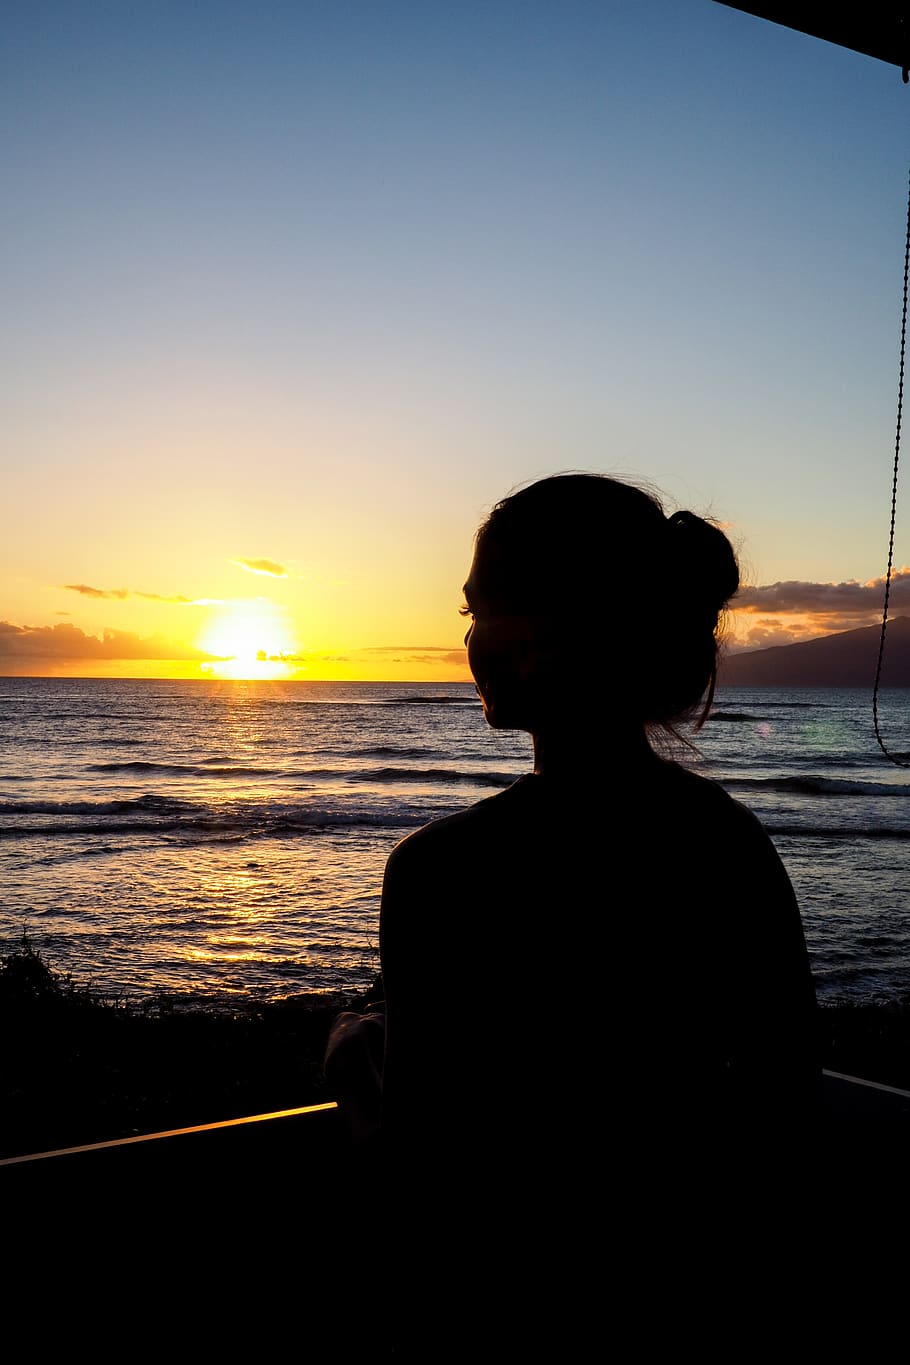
[661,758,741,799]
[385,776,534,868]
[384,762,775,882]
[659,759,770,832]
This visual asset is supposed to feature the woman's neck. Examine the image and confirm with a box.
[531,724,657,780]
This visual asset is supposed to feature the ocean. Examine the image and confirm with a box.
[1,676,909,1010]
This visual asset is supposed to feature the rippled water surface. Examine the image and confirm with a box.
[2,677,909,1006]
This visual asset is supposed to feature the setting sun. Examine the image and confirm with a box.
[197,601,301,680]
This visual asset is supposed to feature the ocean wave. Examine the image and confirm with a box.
[0,793,190,817]
[716,699,834,709]
[82,757,511,785]
[277,693,477,710]
[0,793,431,842]
[88,760,281,777]
[356,766,513,787]
[378,695,479,706]
[310,745,443,760]
[258,764,517,787]
[0,818,242,839]
[726,775,910,797]
[763,823,910,840]
[86,737,147,747]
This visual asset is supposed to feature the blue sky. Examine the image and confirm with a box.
[3,2,910,677]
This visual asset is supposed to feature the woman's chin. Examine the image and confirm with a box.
[480,698,505,728]
[481,697,529,732]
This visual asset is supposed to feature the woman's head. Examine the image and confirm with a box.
[462,472,739,738]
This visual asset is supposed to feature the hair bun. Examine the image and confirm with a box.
[667,509,739,614]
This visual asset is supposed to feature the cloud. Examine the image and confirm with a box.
[360,645,463,654]
[65,583,129,599]
[0,621,220,662]
[299,645,469,668]
[734,569,910,616]
[725,571,910,652]
[359,645,468,666]
[725,618,814,652]
[397,650,467,666]
[231,558,289,578]
[64,583,198,604]
[136,591,196,603]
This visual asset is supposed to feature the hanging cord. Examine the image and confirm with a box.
[872,165,910,766]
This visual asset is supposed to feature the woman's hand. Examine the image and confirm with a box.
[323,1006,386,1151]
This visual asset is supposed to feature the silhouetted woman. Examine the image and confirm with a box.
[326,472,819,1356]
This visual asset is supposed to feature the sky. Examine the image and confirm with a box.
[3,1,910,681]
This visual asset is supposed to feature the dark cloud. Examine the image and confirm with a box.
[735,569,910,615]
[359,646,468,666]
[405,650,467,666]
[360,645,464,654]
[65,583,129,599]
[232,558,288,578]
[0,621,219,663]
[64,584,194,603]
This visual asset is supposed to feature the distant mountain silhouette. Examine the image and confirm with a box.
[718,617,910,687]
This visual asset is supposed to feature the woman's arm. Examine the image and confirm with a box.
[723,803,821,1123]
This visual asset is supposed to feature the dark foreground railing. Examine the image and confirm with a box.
[0,1099,342,1170]
[2,1075,908,1329]
[1,1096,354,1292]
[2,1069,908,1182]
[1,1096,350,1226]
[820,1068,910,1119]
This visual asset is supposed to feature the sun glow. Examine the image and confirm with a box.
[197,601,302,680]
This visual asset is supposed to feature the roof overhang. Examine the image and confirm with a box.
[714,4,910,79]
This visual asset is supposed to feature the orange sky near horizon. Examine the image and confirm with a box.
[1,583,906,683]
[0,651,475,684]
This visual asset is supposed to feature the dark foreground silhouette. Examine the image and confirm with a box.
[3,936,910,1353]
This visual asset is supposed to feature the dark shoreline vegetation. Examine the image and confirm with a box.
[0,935,383,1160]
[3,936,910,1160]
